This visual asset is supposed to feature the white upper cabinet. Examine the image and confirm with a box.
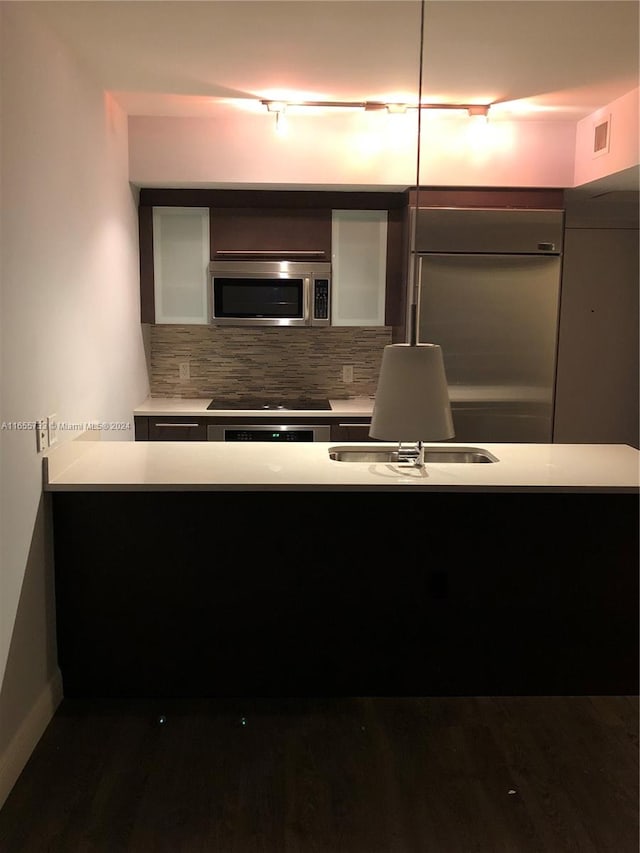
[153,207,210,324]
[331,210,388,326]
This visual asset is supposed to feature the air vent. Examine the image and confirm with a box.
[593,115,611,157]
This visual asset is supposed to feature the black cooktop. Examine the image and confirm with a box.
[207,398,332,411]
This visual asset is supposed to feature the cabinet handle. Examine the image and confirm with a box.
[214,250,326,257]
[338,423,371,428]
[154,422,201,428]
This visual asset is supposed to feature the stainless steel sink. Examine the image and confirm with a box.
[328,445,498,463]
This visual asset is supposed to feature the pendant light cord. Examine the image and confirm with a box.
[409,0,426,346]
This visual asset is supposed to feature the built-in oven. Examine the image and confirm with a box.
[207,424,331,442]
[205,398,333,441]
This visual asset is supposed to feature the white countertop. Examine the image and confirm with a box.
[43,438,640,493]
[133,387,553,418]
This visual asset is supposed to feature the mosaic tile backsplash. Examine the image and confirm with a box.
[148,324,392,398]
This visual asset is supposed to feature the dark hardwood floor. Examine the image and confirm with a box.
[0,696,637,852]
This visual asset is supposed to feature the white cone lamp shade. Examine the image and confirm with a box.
[369,343,454,441]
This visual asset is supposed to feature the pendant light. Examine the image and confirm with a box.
[369,0,454,466]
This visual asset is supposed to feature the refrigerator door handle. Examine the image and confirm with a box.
[413,256,425,343]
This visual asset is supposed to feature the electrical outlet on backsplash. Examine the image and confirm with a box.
[148,325,390,398]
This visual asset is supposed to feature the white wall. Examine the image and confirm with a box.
[128,110,576,189]
[0,3,149,807]
[574,88,639,188]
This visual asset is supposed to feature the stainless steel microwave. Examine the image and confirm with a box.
[208,260,331,327]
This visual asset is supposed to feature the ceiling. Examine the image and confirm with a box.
[29,0,640,193]
[30,1,639,118]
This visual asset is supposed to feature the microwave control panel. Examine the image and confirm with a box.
[313,278,330,321]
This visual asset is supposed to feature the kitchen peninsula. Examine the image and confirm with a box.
[45,439,639,701]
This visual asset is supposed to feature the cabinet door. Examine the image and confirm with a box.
[153,207,210,324]
[331,210,387,326]
[211,208,331,259]
[147,417,207,441]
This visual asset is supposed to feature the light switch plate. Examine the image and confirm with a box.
[36,419,48,453]
[47,413,58,446]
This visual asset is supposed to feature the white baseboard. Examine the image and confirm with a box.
[0,668,64,811]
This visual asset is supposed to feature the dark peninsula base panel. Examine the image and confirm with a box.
[52,491,639,698]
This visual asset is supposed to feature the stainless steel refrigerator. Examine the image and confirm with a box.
[413,207,564,442]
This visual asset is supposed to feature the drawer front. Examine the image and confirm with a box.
[330,419,373,442]
[146,417,207,441]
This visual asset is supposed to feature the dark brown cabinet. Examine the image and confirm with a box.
[135,416,208,441]
[52,490,638,698]
[135,414,373,442]
[210,207,331,259]
[330,418,373,441]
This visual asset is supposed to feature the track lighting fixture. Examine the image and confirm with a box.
[260,98,491,121]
